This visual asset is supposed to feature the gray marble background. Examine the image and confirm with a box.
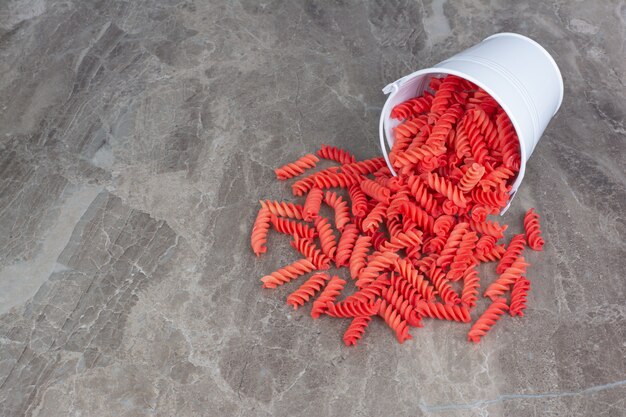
[0,0,625,416]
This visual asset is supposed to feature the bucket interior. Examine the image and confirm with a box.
[381,69,527,206]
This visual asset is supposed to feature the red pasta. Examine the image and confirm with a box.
[303,188,324,222]
[524,208,545,251]
[286,272,330,308]
[250,74,545,347]
[261,259,316,289]
[261,200,303,220]
[317,144,356,165]
[275,153,320,180]
[458,162,486,192]
[484,256,529,300]
[311,276,346,319]
[467,298,509,343]
[251,207,272,256]
[315,217,338,260]
[343,316,372,346]
[360,178,391,203]
[335,223,359,267]
[349,235,371,279]
[324,191,350,231]
[378,300,412,343]
[291,237,331,270]
[325,299,381,318]
[497,234,526,273]
[270,215,317,239]
[415,301,471,322]
[348,184,368,217]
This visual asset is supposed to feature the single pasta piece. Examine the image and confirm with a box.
[303,188,324,221]
[360,179,391,203]
[343,316,372,347]
[275,153,319,180]
[270,215,317,239]
[311,276,346,319]
[315,217,338,260]
[458,162,486,192]
[348,184,368,217]
[341,157,387,176]
[261,200,304,220]
[461,267,480,308]
[425,172,467,208]
[415,300,471,322]
[467,297,509,343]
[286,273,330,309]
[324,191,351,231]
[261,259,316,289]
[251,207,272,256]
[317,144,356,165]
[325,299,381,318]
[509,277,531,317]
[335,223,359,267]
[524,208,545,251]
[349,235,372,279]
[497,234,526,274]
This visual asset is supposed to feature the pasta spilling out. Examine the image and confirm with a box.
[251,74,545,346]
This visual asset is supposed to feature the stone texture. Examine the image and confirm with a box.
[0,0,625,416]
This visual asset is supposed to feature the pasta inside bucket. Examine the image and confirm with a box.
[379,33,564,211]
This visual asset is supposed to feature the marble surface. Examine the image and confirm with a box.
[1,0,625,416]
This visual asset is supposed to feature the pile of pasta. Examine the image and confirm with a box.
[251,75,545,346]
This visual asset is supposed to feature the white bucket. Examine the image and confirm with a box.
[378,33,564,210]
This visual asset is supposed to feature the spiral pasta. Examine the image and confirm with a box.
[426,172,468,208]
[314,217,337,260]
[467,297,509,343]
[251,207,272,256]
[335,223,359,267]
[311,276,346,319]
[325,299,381,318]
[381,286,422,327]
[360,179,391,203]
[291,236,331,270]
[394,258,437,301]
[324,191,350,231]
[261,258,316,289]
[461,267,480,308]
[509,277,531,317]
[346,274,391,304]
[349,235,372,279]
[484,256,529,300]
[270,215,317,239]
[347,184,368,217]
[378,300,412,343]
[342,157,387,176]
[250,73,544,347]
[286,272,329,308]
[261,200,304,220]
[343,316,371,346]
[303,188,324,222]
[356,251,399,289]
[524,208,545,251]
[497,234,526,274]
[275,153,319,180]
[317,144,356,165]
[458,162,485,192]
[416,301,471,322]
